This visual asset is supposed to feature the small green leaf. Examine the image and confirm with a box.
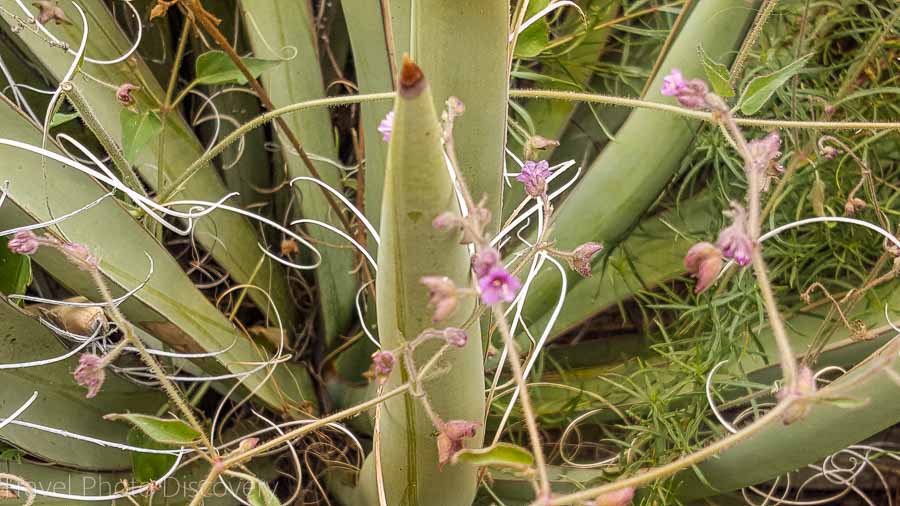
[451,443,535,469]
[738,53,813,115]
[194,50,282,85]
[104,413,201,445]
[120,109,162,163]
[127,428,177,483]
[50,112,80,128]
[514,0,551,58]
[248,479,281,506]
[0,237,31,295]
[697,45,734,97]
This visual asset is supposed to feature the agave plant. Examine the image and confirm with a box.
[0,0,898,505]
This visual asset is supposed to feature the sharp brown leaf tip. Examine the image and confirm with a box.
[399,55,425,96]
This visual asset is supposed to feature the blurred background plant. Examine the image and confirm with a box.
[0,0,897,505]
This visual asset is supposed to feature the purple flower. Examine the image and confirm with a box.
[471,248,500,277]
[568,242,603,278]
[442,328,468,348]
[660,68,710,109]
[377,111,394,142]
[684,242,723,293]
[74,353,106,398]
[370,351,395,383]
[516,160,551,198]
[116,83,139,107]
[716,203,753,266]
[478,266,521,305]
[7,230,40,255]
[437,420,479,468]
[421,276,459,322]
[748,131,782,174]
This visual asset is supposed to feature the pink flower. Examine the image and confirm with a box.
[748,131,782,174]
[568,242,603,278]
[716,203,753,266]
[660,68,709,109]
[74,353,106,398]
[33,1,70,25]
[115,83,139,107]
[478,266,521,305]
[684,242,723,293]
[516,160,552,198]
[370,351,395,383]
[421,276,459,322]
[442,328,468,348]
[591,488,635,506]
[62,242,98,270]
[377,111,394,142]
[432,212,459,231]
[471,248,500,278]
[7,230,40,255]
[437,420,479,468]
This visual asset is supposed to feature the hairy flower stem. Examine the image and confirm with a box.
[492,305,551,497]
[60,81,145,196]
[183,0,352,234]
[721,113,798,388]
[87,267,214,453]
[187,467,221,506]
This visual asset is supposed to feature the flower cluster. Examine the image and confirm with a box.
[661,69,711,109]
[7,230,98,270]
[684,203,753,293]
[368,351,395,384]
[73,353,106,398]
[516,160,552,198]
[472,247,521,305]
[436,419,479,467]
[116,83,140,107]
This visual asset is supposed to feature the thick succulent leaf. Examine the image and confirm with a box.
[340,0,393,239]
[0,0,294,327]
[0,97,316,412]
[240,0,357,343]
[519,0,759,325]
[351,61,485,506]
[413,0,509,230]
[0,299,166,471]
[103,414,201,445]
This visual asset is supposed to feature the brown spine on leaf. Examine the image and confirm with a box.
[399,54,426,98]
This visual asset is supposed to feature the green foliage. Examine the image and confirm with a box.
[247,479,282,506]
[698,44,734,97]
[128,428,177,483]
[104,414,201,445]
[0,238,30,295]
[119,109,161,163]
[738,53,813,115]
[193,50,281,85]
[452,443,534,469]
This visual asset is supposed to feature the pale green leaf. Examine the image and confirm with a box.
[49,111,80,128]
[248,479,282,506]
[514,0,552,58]
[697,44,734,97]
[738,53,813,115]
[452,443,535,469]
[104,414,201,445]
[128,428,176,483]
[194,50,281,85]
[120,109,162,163]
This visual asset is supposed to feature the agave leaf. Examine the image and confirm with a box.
[0,0,294,327]
[339,0,393,239]
[0,298,166,471]
[350,60,485,506]
[738,53,812,115]
[193,50,281,86]
[413,0,509,229]
[0,96,316,412]
[103,414,201,445]
[240,0,357,343]
[519,0,760,326]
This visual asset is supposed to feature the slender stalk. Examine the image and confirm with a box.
[546,402,790,505]
[187,467,221,506]
[729,0,778,85]
[157,18,193,192]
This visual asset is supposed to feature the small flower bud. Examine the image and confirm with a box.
[7,230,40,255]
[370,351,395,384]
[660,69,710,110]
[592,488,635,506]
[820,145,840,160]
[747,132,782,176]
[238,437,259,451]
[280,238,300,256]
[442,328,468,348]
[524,135,560,161]
[471,248,500,278]
[810,176,826,217]
[377,111,394,142]
[716,203,753,267]
[478,266,521,305]
[684,242,723,294]
[74,353,106,398]
[516,160,552,198]
[844,197,867,216]
[567,242,603,278]
[33,1,70,25]
[444,96,465,122]
[437,420,479,467]
[432,212,460,231]
[421,276,459,322]
[116,83,139,107]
